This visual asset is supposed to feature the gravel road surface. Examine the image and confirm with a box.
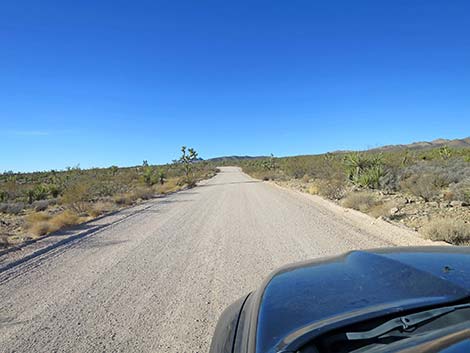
[0,167,434,352]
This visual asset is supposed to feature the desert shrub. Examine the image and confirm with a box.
[449,179,470,203]
[113,193,135,206]
[367,200,399,218]
[0,190,8,202]
[438,145,452,160]
[29,221,53,237]
[401,158,469,186]
[307,184,319,195]
[26,211,51,224]
[356,166,385,189]
[26,212,53,237]
[50,211,80,229]
[142,166,156,186]
[341,192,378,212]
[0,203,8,213]
[33,184,49,201]
[32,200,50,212]
[283,158,309,179]
[155,178,179,194]
[252,170,284,182]
[0,202,25,215]
[4,177,19,200]
[317,178,346,200]
[133,187,154,200]
[61,182,92,214]
[400,174,441,201]
[157,170,166,185]
[27,211,82,237]
[423,218,470,245]
[48,184,61,198]
[0,234,10,248]
[87,201,115,217]
[344,153,385,189]
[378,169,400,191]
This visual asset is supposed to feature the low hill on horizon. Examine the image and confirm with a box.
[208,136,470,161]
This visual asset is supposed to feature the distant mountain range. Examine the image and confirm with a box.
[206,137,470,161]
[206,155,267,162]
[368,136,470,152]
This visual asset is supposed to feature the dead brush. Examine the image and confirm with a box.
[50,211,80,229]
[113,193,135,206]
[26,210,82,237]
[341,191,378,212]
[87,201,115,217]
[132,187,154,200]
[422,218,470,245]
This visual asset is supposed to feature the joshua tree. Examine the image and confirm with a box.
[439,145,452,160]
[142,166,155,186]
[158,170,166,185]
[262,153,277,170]
[179,146,199,185]
[109,165,119,176]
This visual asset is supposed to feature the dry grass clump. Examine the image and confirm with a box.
[112,187,155,206]
[26,211,51,224]
[29,222,54,237]
[422,218,470,245]
[367,200,399,218]
[50,211,80,229]
[155,178,180,194]
[87,201,115,217]
[341,192,378,212]
[27,210,82,237]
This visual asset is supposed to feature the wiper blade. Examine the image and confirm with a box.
[346,303,470,341]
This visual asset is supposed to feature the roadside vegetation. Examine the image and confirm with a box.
[233,146,470,245]
[0,147,216,248]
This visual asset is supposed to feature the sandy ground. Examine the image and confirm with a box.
[0,167,436,353]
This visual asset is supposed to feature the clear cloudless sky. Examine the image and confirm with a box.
[1,0,469,172]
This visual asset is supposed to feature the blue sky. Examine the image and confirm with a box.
[1,0,469,172]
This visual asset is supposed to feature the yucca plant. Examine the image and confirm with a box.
[344,153,385,188]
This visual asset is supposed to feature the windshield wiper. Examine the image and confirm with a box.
[346,303,470,341]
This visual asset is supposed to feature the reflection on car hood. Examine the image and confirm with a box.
[256,247,470,353]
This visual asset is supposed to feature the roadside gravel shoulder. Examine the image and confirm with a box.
[267,180,447,247]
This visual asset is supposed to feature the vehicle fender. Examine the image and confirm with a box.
[209,294,250,353]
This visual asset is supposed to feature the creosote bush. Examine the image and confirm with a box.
[316,178,346,200]
[400,174,441,201]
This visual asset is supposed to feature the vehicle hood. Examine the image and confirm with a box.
[255,247,470,353]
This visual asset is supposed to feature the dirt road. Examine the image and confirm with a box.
[0,167,434,352]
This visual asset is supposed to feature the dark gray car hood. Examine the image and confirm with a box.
[255,247,470,353]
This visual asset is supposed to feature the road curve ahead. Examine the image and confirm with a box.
[0,167,432,353]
